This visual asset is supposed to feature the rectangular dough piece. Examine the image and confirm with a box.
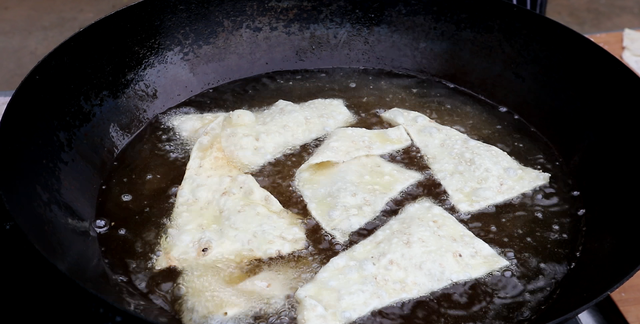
[295,127,422,242]
[295,199,509,324]
[382,108,550,213]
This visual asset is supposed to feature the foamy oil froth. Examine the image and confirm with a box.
[95,68,584,324]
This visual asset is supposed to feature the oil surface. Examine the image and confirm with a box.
[96,68,585,324]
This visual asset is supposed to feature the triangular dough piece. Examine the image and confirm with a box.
[158,99,355,267]
[220,99,355,172]
[295,199,509,324]
[156,117,309,323]
[295,127,422,242]
[157,99,355,323]
[382,108,549,213]
[156,117,307,269]
[167,99,355,171]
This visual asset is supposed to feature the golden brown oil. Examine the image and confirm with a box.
[95,68,585,324]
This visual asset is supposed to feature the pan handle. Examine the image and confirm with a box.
[562,295,630,324]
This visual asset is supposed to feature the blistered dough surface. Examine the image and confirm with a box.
[178,261,303,324]
[295,199,509,324]
[382,108,549,212]
[295,127,421,242]
[157,107,331,322]
[170,112,227,143]
[155,118,306,269]
[221,99,355,172]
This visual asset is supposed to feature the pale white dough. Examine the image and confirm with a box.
[295,199,509,324]
[381,108,549,213]
[178,261,305,324]
[295,127,422,242]
[155,115,308,323]
[622,28,640,75]
[170,112,227,142]
[157,99,356,323]
[220,99,355,172]
[158,98,356,267]
[155,117,306,269]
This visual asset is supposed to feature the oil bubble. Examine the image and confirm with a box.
[94,218,110,233]
[518,309,531,319]
[174,284,186,297]
[168,185,179,196]
[121,194,133,201]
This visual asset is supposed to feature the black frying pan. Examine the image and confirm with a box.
[1,0,639,323]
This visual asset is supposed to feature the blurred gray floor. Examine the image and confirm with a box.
[1,0,639,90]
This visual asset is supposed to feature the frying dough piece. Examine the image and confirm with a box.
[295,199,509,324]
[382,108,549,213]
[156,116,309,323]
[157,99,355,322]
[178,261,305,324]
[303,126,413,165]
[295,127,422,242]
[170,112,226,142]
[158,98,354,267]
[155,116,306,269]
[622,28,640,75]
[221,99,355,172]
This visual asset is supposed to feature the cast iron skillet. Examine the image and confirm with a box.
[1,0,639,323]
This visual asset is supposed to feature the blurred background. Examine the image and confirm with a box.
[1,0,640,91]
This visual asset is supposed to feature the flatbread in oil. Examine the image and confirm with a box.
[295,199,509,324]
[220,99,355,172]
[382,108,549,213]
[155,117,299,323]
[155,116,306,269]
[295,127,422,242]
[168,99,355,171]
[157,99,356,323]
[170,112,226,142]
[178,261,306,324]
